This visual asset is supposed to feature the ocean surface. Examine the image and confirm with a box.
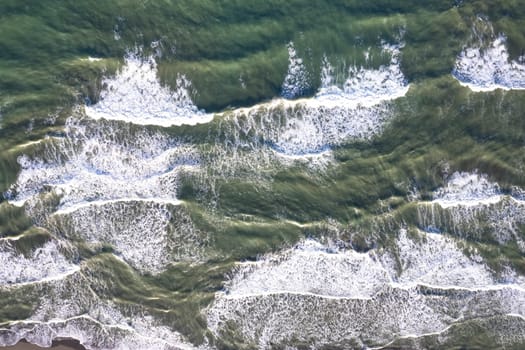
[1,1,525,349]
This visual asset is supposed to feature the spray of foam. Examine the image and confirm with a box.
[0,240,79,286]
[85,52,214,126]
[281,42,310,99]
[207,230,525,348]
[316,43,409,106]
[453,34,525,91]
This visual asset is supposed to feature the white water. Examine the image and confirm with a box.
[430,171,525,208]
[0,270,205,350]
[52,200,207,273]
[79,42,409,161]
[6,38,525,349]
[281,42,310,99]
[5,117,206,273]
[54,197,181,216]
[219,230,504,298]
[85,53,214,126]
[432,172,503,208]
[207,229,525,348]
[7,117,199,215]
[453,34,525,91]
[277,42,408,156]
[382,229,496,287]
[221,42,409,157]
[323,43,409,105]
[0,240,79,286]
[226,239,391,299]
[419,171,525,250]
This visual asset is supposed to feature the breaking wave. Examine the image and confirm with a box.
[0,240,79,286]
[431,171,503,208]
[418,171,525,251]
[0,270,204,350]
[85,53,214,126]
[5,117,206,273]
[207,230,525,349]
[221,42,409,157]
[7,117,198,214]
[453,34,525,91]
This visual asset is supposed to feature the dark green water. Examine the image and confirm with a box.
[1,1,525,349]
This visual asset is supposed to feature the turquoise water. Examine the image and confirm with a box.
[1,1,525,349]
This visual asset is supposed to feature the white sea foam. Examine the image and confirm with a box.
[273,102,394,155]
[5,118,205,273]
[432,172,504,208]
[281,42,310,99]
[53,197,181,216]
[0,271,205,350]
[83,42,408,164]
[3,315,201,350]
[56,201,174,273]
[317,43,409,106]
[207,229,525,348]
[51,200,207,273]
[277,42,408,155]
[371,315,525,350]
[0,240,79,286]
[453,34,525,91]
[225,101,394,156]
[85,53,214,126]
[221,230,499,298]
[7,117,199,215]
[417,172,525,250]
[226,239,391,299]
[221,43,409,157]
[382,229,495,288]
[209,286,525,349]
[80,56,103,62]
[281,42,408,105]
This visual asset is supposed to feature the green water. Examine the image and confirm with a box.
[1,1,525,349]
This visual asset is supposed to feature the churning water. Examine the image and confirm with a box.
[1,2,525,349]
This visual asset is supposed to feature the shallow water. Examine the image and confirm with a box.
[1,1,525,349]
